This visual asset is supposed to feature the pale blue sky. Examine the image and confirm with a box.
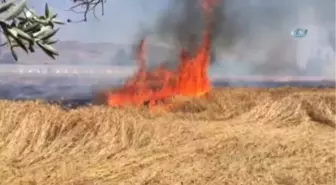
[29,0,170,43]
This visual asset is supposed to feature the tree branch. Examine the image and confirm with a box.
[68,0,106,22]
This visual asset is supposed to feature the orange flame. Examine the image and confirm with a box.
[106,0,217,108]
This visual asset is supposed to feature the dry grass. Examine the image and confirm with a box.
[0,87,334,185]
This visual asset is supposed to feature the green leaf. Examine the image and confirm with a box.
[36,41,58,59]
[40,28,59,41]
[50,13,57,20]
[17,17,29,27]
[16,16,26,22]
[52,19,65,25]
[44,3,50,18]
[31,18,48,25]
[0,22,7,31]
[4,0,27,20]
[22,22,40,32]
[6,27,18,38]
[38,42,58,55]
[5,28,28,53]
[43,39,58,45]
[33,25,53,38]
[28,43,35,52]
[10,47,18,61]
[0,3,64,61]
[15,28,33,42]
[0,0,15,14]
[11,36,28,53]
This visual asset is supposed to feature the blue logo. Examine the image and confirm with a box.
[291,28,308,38]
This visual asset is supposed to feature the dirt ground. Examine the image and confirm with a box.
[0,87,334,185]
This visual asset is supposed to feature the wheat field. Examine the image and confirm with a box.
[0,87,334,185]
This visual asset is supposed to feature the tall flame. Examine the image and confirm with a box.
[106,0,217,108]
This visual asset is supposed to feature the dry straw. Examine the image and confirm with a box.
[0,87,334,185]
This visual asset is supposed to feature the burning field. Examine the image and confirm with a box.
[0,87,334,185]
[102,0,218,108]
[0,0,334,184]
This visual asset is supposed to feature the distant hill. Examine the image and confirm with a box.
[0,40,333,78]
[0,41,174,65]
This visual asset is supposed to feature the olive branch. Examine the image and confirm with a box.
[0,0,65,61]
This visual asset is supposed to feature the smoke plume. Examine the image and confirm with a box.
[144,0,335,77]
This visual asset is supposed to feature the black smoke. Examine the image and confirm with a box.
[153,0,237,60]
[138,0,335,77]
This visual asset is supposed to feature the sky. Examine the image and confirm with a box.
[29,0,170,43]
[26,0,335,76]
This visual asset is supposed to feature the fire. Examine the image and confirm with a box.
[106,0,217,108]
